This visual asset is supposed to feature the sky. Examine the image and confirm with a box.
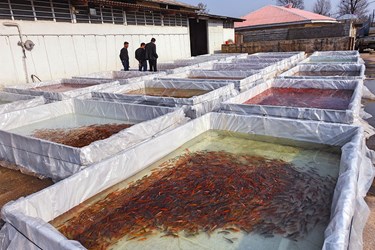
[181,0,375,18]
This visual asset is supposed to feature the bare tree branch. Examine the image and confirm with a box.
[337,0,369,19]
[276,0,305,9]
[313,0,331,16]
[197,2,209,14]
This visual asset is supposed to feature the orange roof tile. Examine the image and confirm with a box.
[236,5,336,28]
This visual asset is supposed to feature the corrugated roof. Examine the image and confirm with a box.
[235,5,336,28]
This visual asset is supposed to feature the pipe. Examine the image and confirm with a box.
[2,22,29,83]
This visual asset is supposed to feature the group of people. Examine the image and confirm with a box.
[119,38,158,72]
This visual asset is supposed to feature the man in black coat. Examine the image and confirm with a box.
[119,41,129,71]
[145,38,158,72]
[135,43,147,71]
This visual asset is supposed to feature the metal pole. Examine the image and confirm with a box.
[2,22,29,83]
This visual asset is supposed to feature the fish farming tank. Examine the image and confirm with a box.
[221,79,363,124]
[50,130,341,250]
[279,64,365,80]
[72,70,166,84]
[91,79,237,118]
[2,113,372,250]
[302,56,360,64]
[212,63,273,71]
[4,78,117,101]
[0,98,187,180]
[0,91,45,114]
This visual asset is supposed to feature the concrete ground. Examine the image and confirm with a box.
[361,53,375,250]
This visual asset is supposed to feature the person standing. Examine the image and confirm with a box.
[145,38,158,72]
[135,43,147,71]
[119,41,129,71]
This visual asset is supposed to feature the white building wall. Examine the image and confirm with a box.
[207,20,224,54]
[0,20,191,86]
[223,28,235,43]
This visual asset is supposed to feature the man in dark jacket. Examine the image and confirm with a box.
[145,38,158,72]
[135,43,147,71]
[119,41,129,71]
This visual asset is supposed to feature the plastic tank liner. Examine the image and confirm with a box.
[220,78,363,124]
[279,64,366,80]
[91,79,238,118]
[0,112,373,250]
[0,98,188,180]
[0,92,45,114]
[72,70,167,84]
[4,78,120,102]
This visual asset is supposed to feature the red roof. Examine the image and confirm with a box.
[236,5,336,28]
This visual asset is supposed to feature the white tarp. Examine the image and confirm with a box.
[279,64,366,80]
[300,56,362,64]
[0,92,45,114]
[91,79,238,118]
[300,51,363,64]
[4,79,120,102]
[0,98,188,180]
[157,53,248,74]
[158,68,265,92]
[312,51,360,57]
[0,112,373,250]
[220,78,363,124]
[72,70,166,84]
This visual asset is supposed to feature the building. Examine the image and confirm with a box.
[222,4,355,54]
[0,0,242,85]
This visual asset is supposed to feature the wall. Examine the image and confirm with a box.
[238,22,354,43]
[222,37,355,54]
[0,20,191,86]
[207,20,224,54]
[223,28,235,43]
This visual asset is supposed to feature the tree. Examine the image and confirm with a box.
[313,0,331,16]
[337,0,369,19]
[197,2,209,14]
[276,0,304,9]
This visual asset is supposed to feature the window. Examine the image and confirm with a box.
[153,12,161,26]
[33,0,54,21]
[53,0,71,22]
[101,6,113,24]
[145,11,153,25]
[112,7,124,24]
[224,20,234,29]
[11,0,35,21]
[135,10,145,25]
[0,2,12,20]
[126,10,136,25]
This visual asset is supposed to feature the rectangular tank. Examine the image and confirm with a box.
[4,78,118,101]
[72,70,166,83]
[220,78,362,124]
[1,112,372,250]
[279,64,365,80]
[0,92,45,114]
[91,79,238,118]
[0,98,187,180]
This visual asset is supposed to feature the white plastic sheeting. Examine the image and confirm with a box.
[159,70,263,92]
[279,64,366,80]
[0,112,373,250]
[91,79,238,118]
[300,51,364,64]
[157,53,248,74]
[72,70,167,84]
[4,79,120,102]
[220,79,363,124]
[0,92,45,114]
[0,98,188,180]
[300,56,362,64]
